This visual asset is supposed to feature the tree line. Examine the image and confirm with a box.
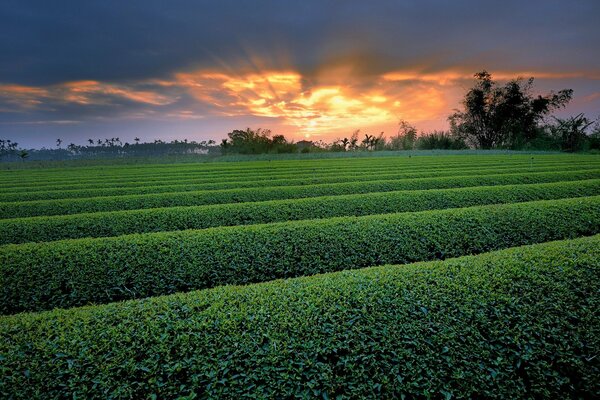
[0,138,220,162]
[218,71,599,154]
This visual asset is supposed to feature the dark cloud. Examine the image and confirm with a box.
[1,0,599,147]
[2,0,599,85]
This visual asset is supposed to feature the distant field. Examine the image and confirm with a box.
[1,153,599,398]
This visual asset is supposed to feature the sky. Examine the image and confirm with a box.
[1,0,599,148]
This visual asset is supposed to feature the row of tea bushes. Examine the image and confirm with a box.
[2,196,599,314]
[3,169,600,218]
[3,155,585,187]
[2,179,599,245]
[1,235,598,398]
[2,162,596,202]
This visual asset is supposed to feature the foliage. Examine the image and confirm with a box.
[1,236,599,398]
[221,128,297,154]
[1,158,596,203]
[416,130,468,150]
[0,138,219,162]
[449,71,573,149]
[2,195,600,314]
[549,113,595,152]
[3,168,600,219]
[388,120,418,150]
[2,179,599,245]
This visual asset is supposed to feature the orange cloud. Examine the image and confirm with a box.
[0,84,50,108]
[0,80,175,109]
[383,68,600,84]
[2,66,597,138]
[59,80,175,105]
[173,69,450,136]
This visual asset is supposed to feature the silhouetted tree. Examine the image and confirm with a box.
[362,134,374,150]
[340,138,350,151]
[389,120,417,150]
[550,113,594,152]
[449,71,573,149]
[18,149,28,162]
[349,131,359,151]
[416,130,468,150]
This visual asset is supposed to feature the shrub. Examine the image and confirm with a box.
[1,236,598,398]
[2,179,599,245]
[2,169,600,219]
[2,196,599,314]
[1,160,595,202]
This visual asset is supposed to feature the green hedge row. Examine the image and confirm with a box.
[2,157,526,188]
[2,195,599,314]
[3,155,581,184]
[3,179,599,245]
[3,169,600,219]
[3,158,591,193]
[1,235,598,398]
[1,162,596,202]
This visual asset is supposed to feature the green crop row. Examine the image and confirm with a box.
[1,235,598,398]
[0,157,511,186]
[2,162,598,202]
[2,169,600,219]
[2,157,592,192]
[2,195,599,314]
[2,154,582,182]
[3,179,599,245]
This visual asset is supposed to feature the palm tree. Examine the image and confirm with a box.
[341,138,349,151]
[88,139,94,146]
[56,138,62,148]
[134,137,140,144]
[362,134,374,150]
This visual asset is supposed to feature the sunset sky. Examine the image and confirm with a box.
[1,0,599,148]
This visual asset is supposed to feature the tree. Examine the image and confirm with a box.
[449,71,573,149]
[416,130,468,150]
[220,138,229,154]
[340,138,350,151]
[134,137,140,144]
[349,130,359,151]
[56,138,63,148]
[362,134,374,150]
[88,139,94,146]
[389,120,417,150]
[550,113,594,152]
[18,149,28,162]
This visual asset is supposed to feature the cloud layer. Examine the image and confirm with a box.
[1,0,599,147]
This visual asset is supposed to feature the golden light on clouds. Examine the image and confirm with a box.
[0,84,49,108]
[174,69,450,136]
[2,66,596,139]
[0,80,175,109]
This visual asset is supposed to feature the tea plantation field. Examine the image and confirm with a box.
[1,154,599,398]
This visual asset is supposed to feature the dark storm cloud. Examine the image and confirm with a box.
[2,0,599,85]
